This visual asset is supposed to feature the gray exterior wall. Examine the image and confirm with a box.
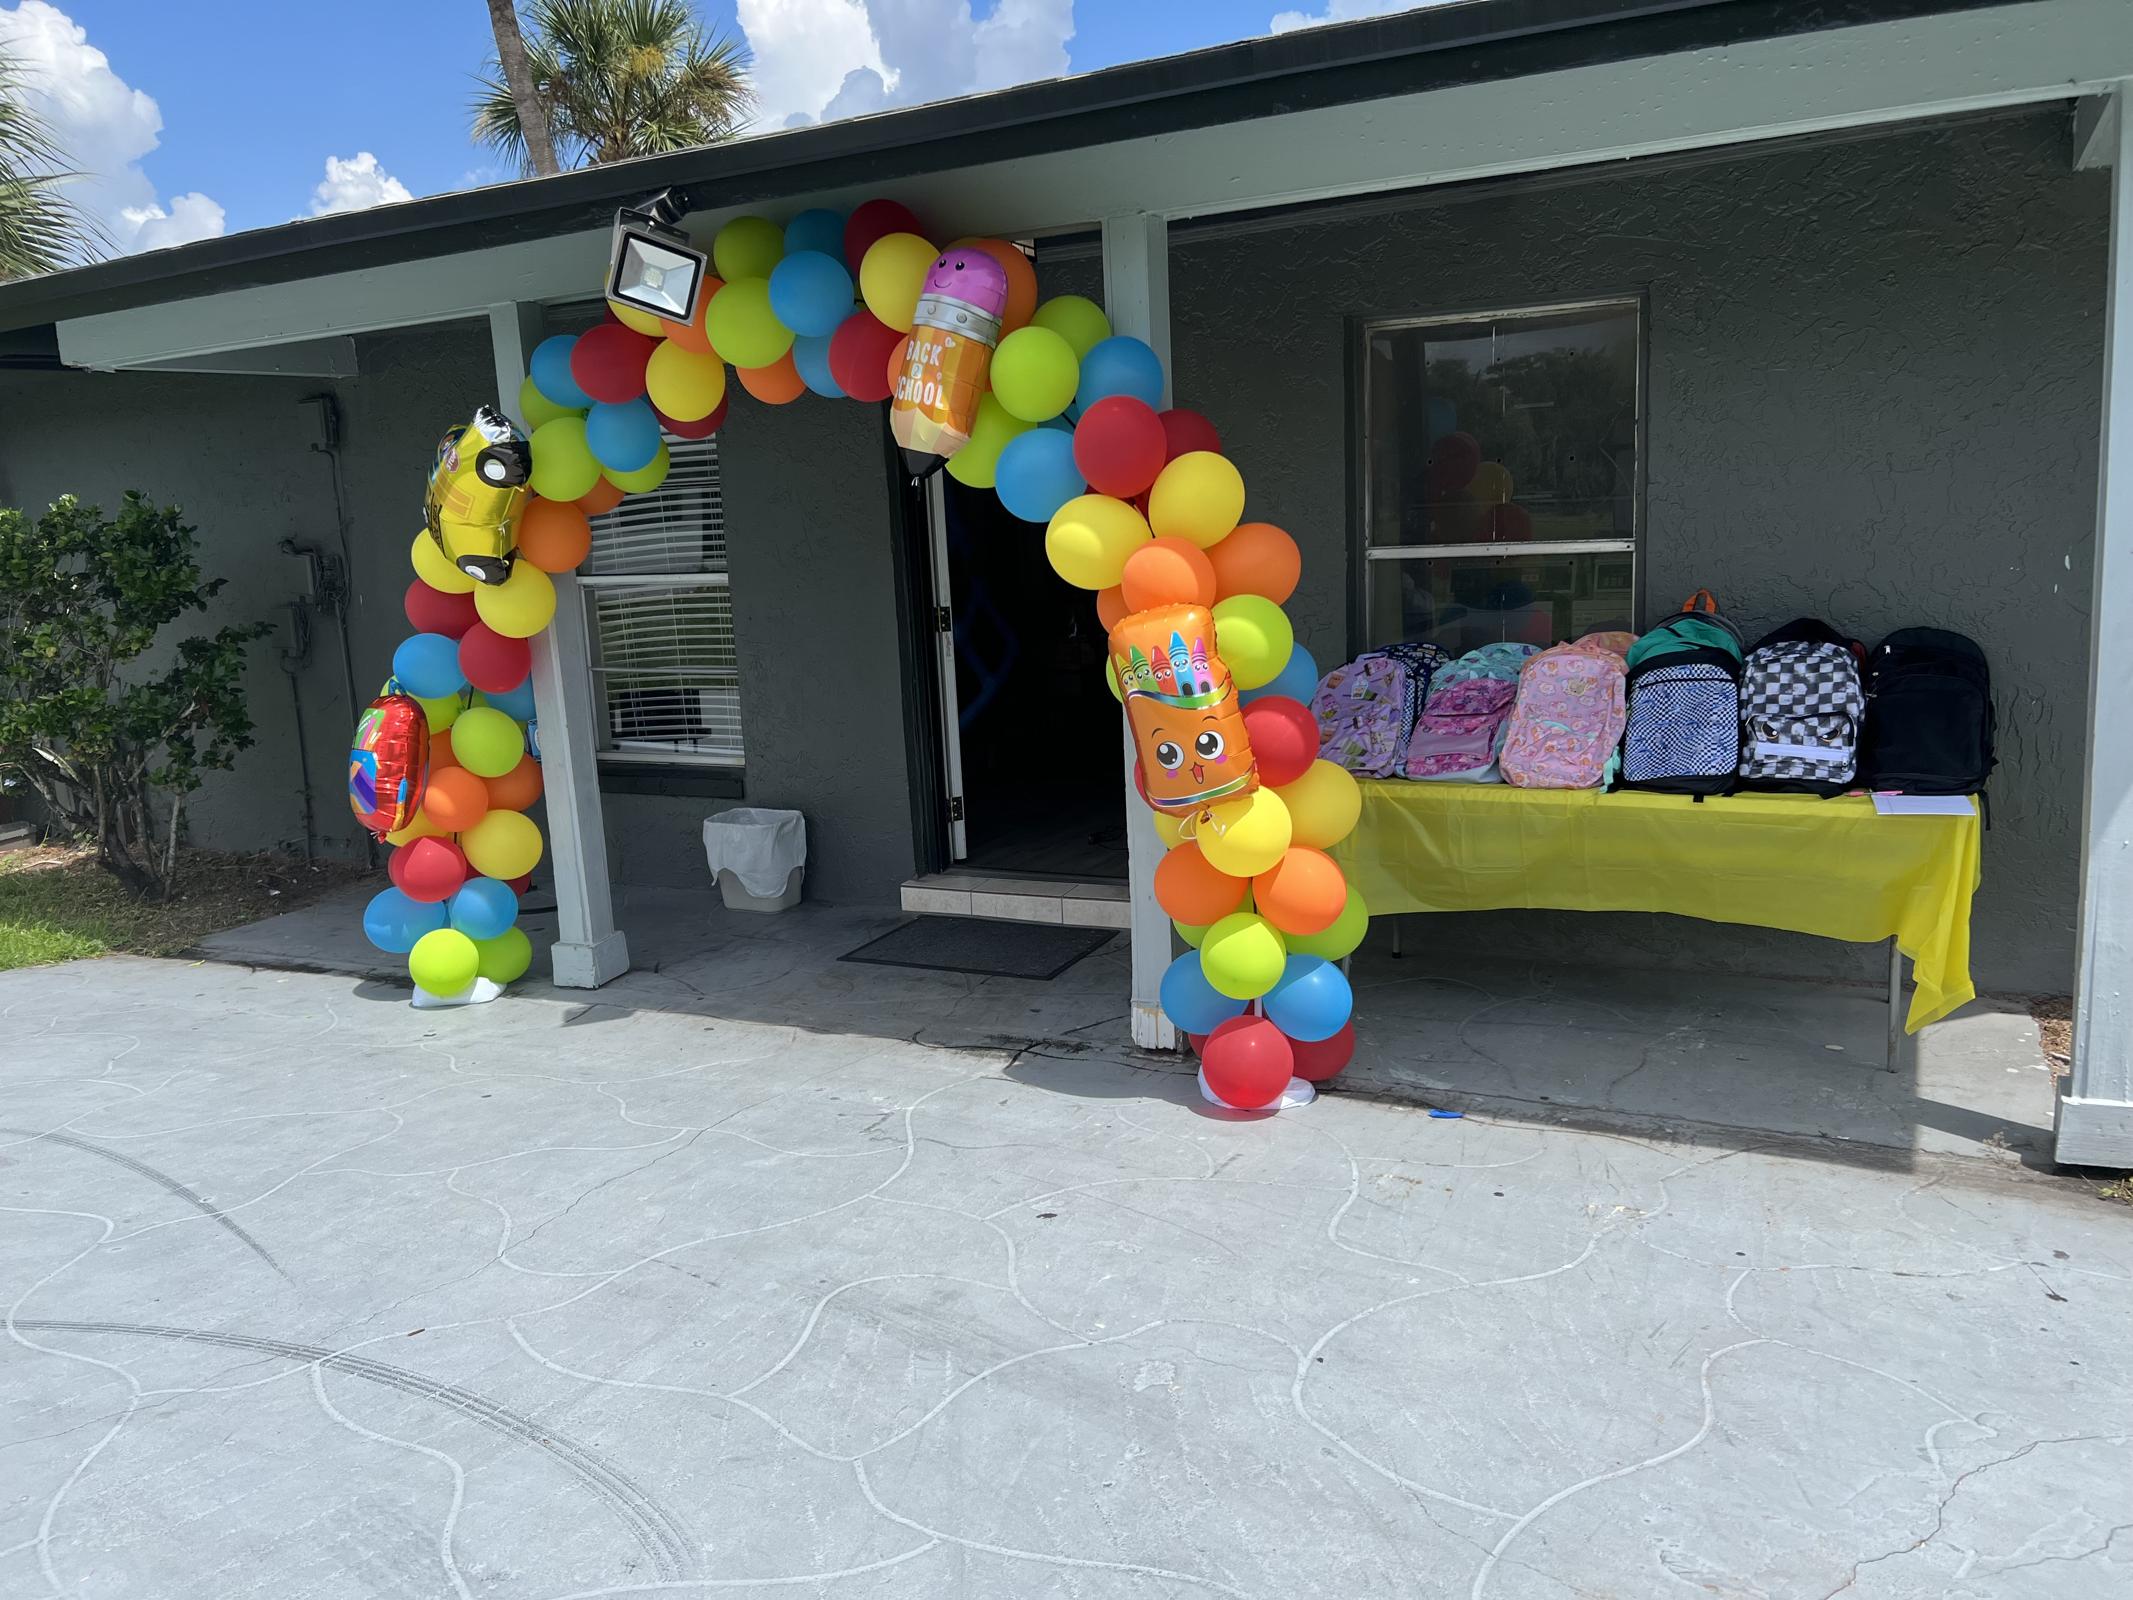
[1159,109,2104,995]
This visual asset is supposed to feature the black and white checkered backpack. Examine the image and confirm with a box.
[1736,619,1865,796]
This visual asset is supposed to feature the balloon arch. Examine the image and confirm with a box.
[354,197,1365,1113]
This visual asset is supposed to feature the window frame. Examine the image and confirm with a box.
[1352,292,1648,654]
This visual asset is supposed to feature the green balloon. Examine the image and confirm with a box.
[945,394,1033,489]
[1285,884,1369,962]
[409,928,480,996]
[519,374,582,431]
[713,215,786,283]
[474,926,533,984]
[990,326,1079,422]
[452,706,525,779]
[530,416,600,501]
[1031,294,1113,360]
[704,277,795,369]
[605,441,670,495]
[1199,910,1288,1001]
[1173,918,1209,949]
[1212,595,1296,692]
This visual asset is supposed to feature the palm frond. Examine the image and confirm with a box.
[0,47,101,278]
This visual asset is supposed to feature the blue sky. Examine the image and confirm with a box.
[0,0,1421,253]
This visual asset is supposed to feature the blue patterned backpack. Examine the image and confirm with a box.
[1616,591,1745,795]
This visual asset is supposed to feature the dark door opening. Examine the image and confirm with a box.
[938,475,1126,881]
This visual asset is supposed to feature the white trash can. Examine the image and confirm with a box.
[702,808,807,913]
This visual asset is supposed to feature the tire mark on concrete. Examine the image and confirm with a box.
[14,1319,694,1581]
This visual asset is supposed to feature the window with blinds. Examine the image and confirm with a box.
[582,435,743,765]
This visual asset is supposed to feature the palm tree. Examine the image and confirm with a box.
[485,0,561,177]
[472,0,754,172]
[0,45,98,280]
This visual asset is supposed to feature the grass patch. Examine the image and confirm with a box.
[0,844,368,973]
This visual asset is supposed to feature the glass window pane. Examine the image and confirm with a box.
[1364,302,1638,550]
[1369,551,1634,655]
[588,581,744,762]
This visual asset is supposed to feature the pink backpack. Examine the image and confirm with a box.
[1312,655,1412,777]
[1498,642,1627,788]
[1405,677,1518,780]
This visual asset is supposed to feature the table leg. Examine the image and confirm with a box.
[1885,938,1903,1074]
[1391,915,1402,959]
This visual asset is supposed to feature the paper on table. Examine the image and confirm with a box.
[1871,792,1976,817]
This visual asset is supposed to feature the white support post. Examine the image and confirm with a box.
[488,302,631,988]
[1102,214,1179,1052]
[2060,82,2133,1168]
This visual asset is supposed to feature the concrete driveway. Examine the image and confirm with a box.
[1,955,2127,1598]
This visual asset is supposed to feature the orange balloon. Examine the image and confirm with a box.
[1120,535,1217,613]
[1096,585,1128,631]
[951,237,1037,334]
[1207,521,1301,605]
[485,753,544,813]
[1252,846,1347,936]
[658,275,724,355]
[516,498,593,574]
[577,478,626,515]
[1154,840,1249,926]
[422,765,491,833]
[738,350,805,405]
[430,728,461,771]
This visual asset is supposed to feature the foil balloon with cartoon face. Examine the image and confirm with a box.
[423,406,532,586]
[891,247,1010,477]
[1110,604,1260,812]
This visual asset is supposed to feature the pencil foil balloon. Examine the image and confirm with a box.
[891,247,1011,476]
[1111,604,1260,812]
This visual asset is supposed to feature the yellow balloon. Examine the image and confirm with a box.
[410,530,477,594]
[1199,910,1288,1000]
[1194,787,1292,878]
[461,808,544,880]
[413,692,464,735]
[1468,461,1514,504]
[859,232,937,332]
[944,394,1033,489]
[607,298,668,336]
[1046,493,1152,591]
[474,561,557,640]
[705,277,794,369]
[1148,451,1246,550]
[713,215,785,282]
[384,809,443,845]
[1151,809,1185,847]
[1277,759,1362,850]
[606,440,670,495]
[645,340,727,421]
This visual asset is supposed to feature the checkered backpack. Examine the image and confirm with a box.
[1617,591,1745,795]
[1738,618,1866,796]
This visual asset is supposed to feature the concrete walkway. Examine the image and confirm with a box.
[1,956,2126,1598]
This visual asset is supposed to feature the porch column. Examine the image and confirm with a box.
[488,302,631,988]
[1101,214,1178,1051]
[2060,81,2133,1168]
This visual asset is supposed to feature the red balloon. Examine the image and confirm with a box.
[388,837,468,904]
[1160,407,1222,463]
[1289,1021,1356,1082]
[506,873,533,898]
[657,393,728,439]
[1073,396,1167,499]
[1241,696,1319,788]
[1202,1014,1294,1109]
[1484,502,1534,541]
[844,198,925,271]
[1186,1031,1209,1057]
[404,579,478,640]
[458,622,532,696]
[570,322,658,404]
[829,311,905,403]
[1430,431,1480,492]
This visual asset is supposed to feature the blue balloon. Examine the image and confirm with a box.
[585,396,662,473]
[784,207,846,260]
[484,678,536,722]
[792,332,845,398]
[1074,336,1166,411]
[1159,950,1249,1036]
[363,887,446,954]
[768,250,855,339]
[1263,955,1352,1043]
[1241,642,1320,706]
[995,428,1085,523]
[447,876,520,942]
[392,633,465,699]
[529,334,591,409]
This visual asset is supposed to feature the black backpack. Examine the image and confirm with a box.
[1859,628,1995,794]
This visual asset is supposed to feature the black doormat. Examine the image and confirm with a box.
[840,916,1116,979]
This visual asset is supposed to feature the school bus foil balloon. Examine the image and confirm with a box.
[1111,604,1260,812]
[891,248,1010,476]
[423,406,532,585]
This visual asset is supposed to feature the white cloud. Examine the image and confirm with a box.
[740,0,1073,129]
[0,0,224,255]
[1271,1,1434,34]
[308,151,411,217]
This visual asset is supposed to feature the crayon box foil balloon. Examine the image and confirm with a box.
[349,689,430,838]
[891,248,1010,475]
[424,406,533,585]
[1111,604,1259,811]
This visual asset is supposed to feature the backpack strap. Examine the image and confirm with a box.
[1682,589,1720,616]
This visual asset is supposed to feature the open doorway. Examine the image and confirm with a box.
[927,474,1126,881]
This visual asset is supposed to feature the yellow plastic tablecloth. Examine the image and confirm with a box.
[1330,782,1982,1032]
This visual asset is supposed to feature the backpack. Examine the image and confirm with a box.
[1312,645,1446,777]
[1859,627,1995,794]
[1404,643,1534,781]
[1737,619,1865,795]
[1499,641,1626,789]
[1617,599,1745,795]
[1624,589,1745,672]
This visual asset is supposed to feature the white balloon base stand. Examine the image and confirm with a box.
[412,977,508,1010]
[1197,1068,1316,1113]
